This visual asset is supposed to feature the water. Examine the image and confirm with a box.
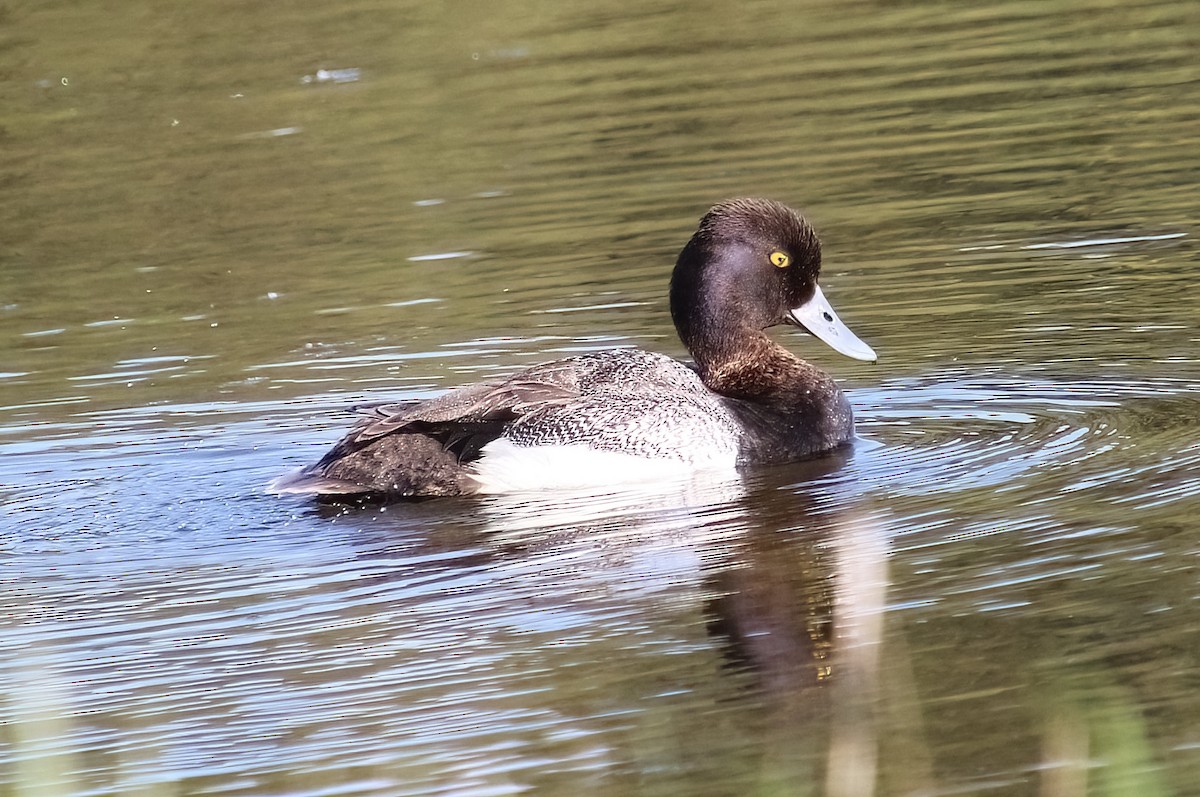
[3,0,1199,794]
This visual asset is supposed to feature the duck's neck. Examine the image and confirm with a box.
[692,331,819,400]
[690,328,854,459]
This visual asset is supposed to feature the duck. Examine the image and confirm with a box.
[269,197,876,498]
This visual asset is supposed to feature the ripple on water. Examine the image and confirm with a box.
[8,465,744,793]
[846,367,1200,620]
[4,365,1199,792]
[5,393,749,782]
[853,369,1200,501]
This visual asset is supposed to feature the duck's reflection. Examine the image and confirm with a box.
[316,449,891,797]
[704,476,839,694]
[701,456,891,797]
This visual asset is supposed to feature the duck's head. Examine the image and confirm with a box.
[669,197,876,362]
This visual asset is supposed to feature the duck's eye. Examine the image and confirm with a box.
[769,251,791,268]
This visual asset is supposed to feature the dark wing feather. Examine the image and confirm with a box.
[350,373,583,444]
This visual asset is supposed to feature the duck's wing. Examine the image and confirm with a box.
[349,366,584,444]
[271,373,584,498]
[270,351,691,497]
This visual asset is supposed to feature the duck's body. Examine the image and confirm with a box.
[271,198,875,498]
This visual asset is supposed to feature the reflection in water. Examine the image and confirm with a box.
[317,450,893,794]
[414,455,890,795]
[701,456,892,797]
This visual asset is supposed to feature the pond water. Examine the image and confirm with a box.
[3,0,1199,794]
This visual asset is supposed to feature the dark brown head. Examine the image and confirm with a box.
[669,198,875,364]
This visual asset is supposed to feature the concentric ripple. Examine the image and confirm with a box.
[851,370,1200,504]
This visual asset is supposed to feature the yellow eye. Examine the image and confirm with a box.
[769,251,791,268]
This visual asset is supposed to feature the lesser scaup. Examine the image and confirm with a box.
[270,198,876,497]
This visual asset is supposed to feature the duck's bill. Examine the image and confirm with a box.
[789,284,877,361]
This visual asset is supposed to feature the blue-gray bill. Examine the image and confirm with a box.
[788,284,877,362]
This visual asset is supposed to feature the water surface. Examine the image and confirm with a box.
[3,0,1200,795]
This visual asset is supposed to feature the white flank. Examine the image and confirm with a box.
[469,438,737,495]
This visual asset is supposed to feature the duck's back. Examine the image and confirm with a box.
[271,349,743,497]
[507,349,736,442]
